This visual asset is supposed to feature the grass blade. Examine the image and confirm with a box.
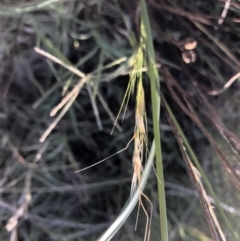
[162,96,239,241]
[140,0,168,240]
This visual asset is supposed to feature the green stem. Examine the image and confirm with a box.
[140,0,168,240]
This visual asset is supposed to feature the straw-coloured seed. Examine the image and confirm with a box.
[184,39,197,50]
[182,50,196,64]
[179,37,197,51]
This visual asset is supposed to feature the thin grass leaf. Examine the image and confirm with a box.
[0,0,60,15]
[97,92,122,132]
[39,91,78,142]
[193,21,240,67]
[86,83,103,131]
[165,107,225,241]
[162,96,238,241]
[32,82,60,109]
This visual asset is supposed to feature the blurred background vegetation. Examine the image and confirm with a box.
[0,0,240,240]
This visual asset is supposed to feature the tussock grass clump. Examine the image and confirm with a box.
[1,0,240,241]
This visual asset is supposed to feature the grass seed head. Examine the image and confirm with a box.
[131,63,147,196]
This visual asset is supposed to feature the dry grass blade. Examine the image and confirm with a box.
[149,0,214,26]
[196,90,240,157]
[50,75,89,117]
[162,66,240,193]
[178,59,240,159]
[192,22,240,67]
[179,65,240,190]
[208,71,240,95]
[165,106,225,241]
[161,64,239,240]
[39,91,78,142]
[5,171,32,232]
[34,47,92,142]
[34,47,85,78]
[218,0,231,25]
[7,139,37,168]
[219,0,240,9]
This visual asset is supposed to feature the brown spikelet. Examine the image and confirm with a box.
[131,148,142,196]
[131,77,147,196]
